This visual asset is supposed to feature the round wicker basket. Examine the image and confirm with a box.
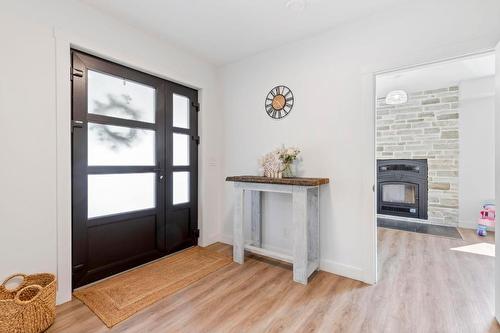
[0,273,57,333]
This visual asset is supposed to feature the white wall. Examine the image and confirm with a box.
[0,0,223,303]
[459,76,496,228]
[2,0,500,306]
[495,39,500,324]
[0,6,58,285]
[220,0,500,283]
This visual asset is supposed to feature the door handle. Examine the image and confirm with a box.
[153,168,164,181]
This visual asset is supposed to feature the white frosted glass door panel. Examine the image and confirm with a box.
[173,172,190,205]
[88,70,155,123]
[88,123,155,166]
[88,173,156,218]
[173,133,189,166]
[173,94,190,129]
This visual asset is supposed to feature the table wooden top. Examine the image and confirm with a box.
[225,176,330,186]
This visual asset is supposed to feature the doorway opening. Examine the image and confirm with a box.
[71,50,199,288]
[376,52,495,235]
[374,51,496,321]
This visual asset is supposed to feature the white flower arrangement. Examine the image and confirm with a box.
[260,146,301,178]
[260,150,283,178]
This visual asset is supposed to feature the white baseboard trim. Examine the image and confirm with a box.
[217,234,292,255]
[219,233,233,245]
[459,220,495,231]
[459,220,478,230]
[217,234,366,283]
[319,259,366,283]
[200,233,222,247]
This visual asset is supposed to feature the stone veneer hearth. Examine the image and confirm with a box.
[376,86,459,226]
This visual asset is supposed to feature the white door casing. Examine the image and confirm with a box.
[495,40,500,322]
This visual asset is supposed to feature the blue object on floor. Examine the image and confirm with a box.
[477,224,488,237]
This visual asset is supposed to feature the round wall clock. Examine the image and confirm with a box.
[265,85,294,119]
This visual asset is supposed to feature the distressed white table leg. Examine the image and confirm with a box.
[233,186,245,264]
[307,187,320,273]
[250,190,262,247]
[292,186,308,284]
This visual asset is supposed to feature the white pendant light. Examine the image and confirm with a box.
[385,90,408,105]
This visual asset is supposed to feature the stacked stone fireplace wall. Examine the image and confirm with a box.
[376,86,459,226]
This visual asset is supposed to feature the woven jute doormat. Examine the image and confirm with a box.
[73,247,232,327]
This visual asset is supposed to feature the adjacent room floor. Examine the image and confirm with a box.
[49,228,498,333]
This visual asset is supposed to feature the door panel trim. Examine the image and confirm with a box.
[87,166,158,174]
[87,209,157,227]
[87,114,157,130]
[76,250,161,288]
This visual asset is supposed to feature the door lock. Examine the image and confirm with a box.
[71,120,84,133]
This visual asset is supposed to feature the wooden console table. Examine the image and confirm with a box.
[226,176,329,284]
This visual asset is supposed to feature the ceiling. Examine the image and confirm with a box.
[377,53,496,97]
[80,0,405,65]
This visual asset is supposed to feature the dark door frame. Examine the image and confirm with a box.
[165,82,199,253]
[71,50,199,288]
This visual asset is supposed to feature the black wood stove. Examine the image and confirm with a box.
[377,159,428,219]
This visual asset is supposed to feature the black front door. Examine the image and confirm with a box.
[71,50,199,288]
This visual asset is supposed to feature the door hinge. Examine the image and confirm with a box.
[192,135,200,145]
[70,67,83,81]
[71,120,84,133]
[192,101,200,112]
[193,229,200,238]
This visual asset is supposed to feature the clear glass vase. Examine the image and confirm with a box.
[282,163,294,178]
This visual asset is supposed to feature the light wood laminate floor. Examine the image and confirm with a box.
[49,228,498,333]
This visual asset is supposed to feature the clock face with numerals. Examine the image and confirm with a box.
[265,85,294,119]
